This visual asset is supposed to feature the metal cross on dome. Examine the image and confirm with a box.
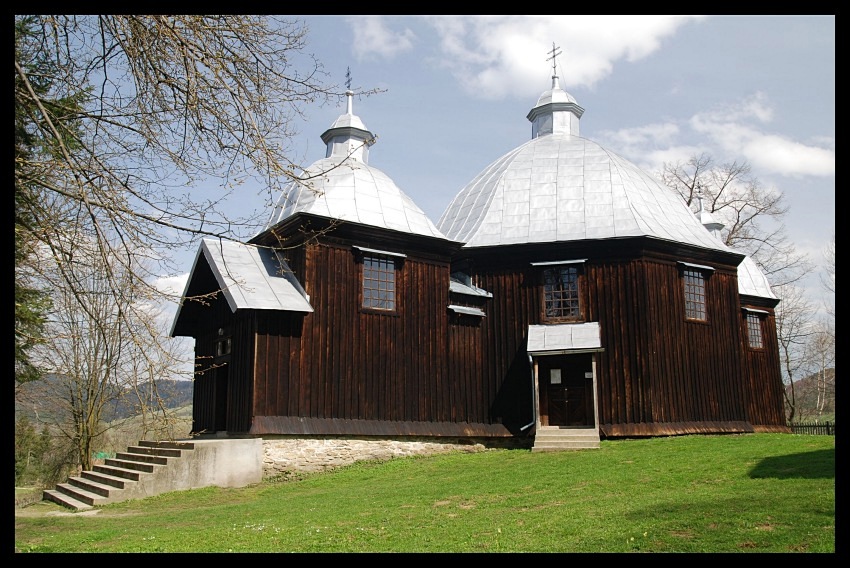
[547,42,562,76]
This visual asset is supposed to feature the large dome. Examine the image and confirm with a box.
[264,91,447,240]
[436,77,732,254]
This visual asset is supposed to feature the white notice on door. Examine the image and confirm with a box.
[550,369,562,384]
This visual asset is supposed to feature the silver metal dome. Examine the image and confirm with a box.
[265,91,447,240]
[437,134,734,253]
[437,77,732,254]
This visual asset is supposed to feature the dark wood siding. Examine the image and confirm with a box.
[470,268,535,431]
[183,225,786,439]
[249,242,484,432]
[178,254,231,434]
[592,258,758,435]
[739,304,787,430]
[464,244,787,438]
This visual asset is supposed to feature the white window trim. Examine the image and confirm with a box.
[353,245,406,259]
[677,261,715,272]
[531,259,587,266]
[448,304,486,317]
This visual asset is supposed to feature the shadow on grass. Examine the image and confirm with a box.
[748,449,835,479]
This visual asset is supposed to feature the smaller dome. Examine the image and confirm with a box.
[264,157,447,239]
[533,75,578,107]
[325,90,369,132]
[526,75,584,138]
[737,255,777,300]
[263,90,447,240]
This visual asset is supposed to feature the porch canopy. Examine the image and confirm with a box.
[527,322,603,356]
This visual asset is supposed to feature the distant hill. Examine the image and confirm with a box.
[15,375,193,423]
[785,368,835,420]
[103,379,194,421]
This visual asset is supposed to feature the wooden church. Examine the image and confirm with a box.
[171,69,789,448]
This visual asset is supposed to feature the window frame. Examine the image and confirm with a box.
[355,246,405,315]
[678,262,714,323]
[214,328,232,360]
[533,260,586,324]
[744,309,766,350]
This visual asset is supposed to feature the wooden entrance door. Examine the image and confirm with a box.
[538,353,594,427]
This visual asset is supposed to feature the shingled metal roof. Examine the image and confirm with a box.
[737,255,778,299]
[170,238,313,336]
[437,76,733,255]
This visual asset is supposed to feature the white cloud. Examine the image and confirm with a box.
[427,15,695,100]
[741,135,835,177]
[689,95,835,177]
[601,122,680,149]
[349,16,416,61]
[153,273,190,298]
[596,122,707,173]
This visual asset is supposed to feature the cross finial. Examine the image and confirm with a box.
[547,42,562,77]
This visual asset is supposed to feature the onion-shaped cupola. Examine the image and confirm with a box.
[527,73,585,138]
[695,188,725,239]
[320,90,375,163]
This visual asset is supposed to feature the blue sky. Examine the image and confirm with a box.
[159,15,834,329]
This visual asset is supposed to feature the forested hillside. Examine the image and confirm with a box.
[15,375,193,423]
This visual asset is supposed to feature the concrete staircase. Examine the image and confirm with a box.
[532,427,601,451]
[43,440,196,511]
[41,438,264,511]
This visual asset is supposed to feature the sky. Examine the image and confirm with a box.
[158,15,835,338]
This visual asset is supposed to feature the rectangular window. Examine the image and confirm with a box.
[362,255,396,311]
[683,269,707,321]
[543,266,581,321]
[746,312,764,349]
[215,336,231,357]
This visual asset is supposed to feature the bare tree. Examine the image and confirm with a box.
[660,153,812,287]
[821,232,835,318]
[15,15,375,472]
[807,324,835,419]
[30,235,187,472]
[806,233,835,421]
[14,16,376,329]
[773,283,814,423]
[14,15,368,302]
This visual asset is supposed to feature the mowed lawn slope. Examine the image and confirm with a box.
[15,433,835,553]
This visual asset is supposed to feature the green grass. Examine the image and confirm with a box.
[14,433,834,553]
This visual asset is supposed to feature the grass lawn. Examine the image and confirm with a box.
[14,433,835,553]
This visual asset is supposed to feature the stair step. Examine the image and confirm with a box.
[39,438,201,511]
[104,458,160,473]
[532,442,600,449]
[93,463,143,481]
[67,476,116,498]
[81,469,130,489]
[43,489,93,511]
[535,434,599,439]
[138,440,195,451]
[115,451,169,465]
[126,445,184,458]
[532,428,600,451]
[50,482,106,507]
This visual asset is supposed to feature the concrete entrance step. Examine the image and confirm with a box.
[532,427,600,452]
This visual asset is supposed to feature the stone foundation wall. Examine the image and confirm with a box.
[261,436,530,479]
